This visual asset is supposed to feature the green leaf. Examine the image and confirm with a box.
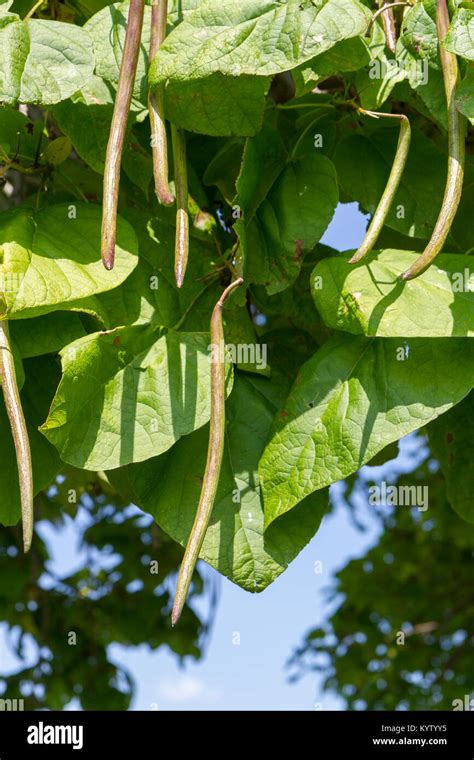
[51,76,114,173]
[149,0,370,135]
[312,250,474,337]
[43,136,72,166]
[0,19,95,105]
[0,203,138,319]
[40,326,233,470]
[9,312,87,357]
[259,335,474,526]
[0,355,62,527]
[124,373,328,591]
[444,7,474,61]
[235,127,338,293]
[428,392,474,523]
[293,35,375,97]
[456,65,474,125]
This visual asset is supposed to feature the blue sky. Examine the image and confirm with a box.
[2,202,391,711]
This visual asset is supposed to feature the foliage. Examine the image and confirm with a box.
[0,0,472,624]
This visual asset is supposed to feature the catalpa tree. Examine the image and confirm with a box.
[0,0,472,623]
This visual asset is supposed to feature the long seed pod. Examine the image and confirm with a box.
[401,0,465,280]
[148,0,174,206]
[0,320,33,552]
[349,110,411,264]
[101,0,145,270]
[171,124,189,288]
[172,276,244,625]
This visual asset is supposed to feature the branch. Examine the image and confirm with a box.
[172,277,244,625]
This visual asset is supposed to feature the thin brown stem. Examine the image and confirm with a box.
[101,0,145,270]
[171,277,244,625]
[171,124,189,288]
[401,0,465,280]
[0,320,33,552]
[366,2,411,41]
[148,0,174,205]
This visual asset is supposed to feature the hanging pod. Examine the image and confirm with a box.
[349,109,411,265]
[171,124,189,288]
[172,277,244,625]
[401,0,465,280]
[148,0,175,206]
[0,319,33,552]
[101,0,145,270]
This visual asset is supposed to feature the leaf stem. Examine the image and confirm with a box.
[0,320,33,553]
[171,276,244,625]
[23,0,44,20]
[366,2,412,41]
[171,124,189,288]
[401,0,465,280]
[148,0,174,206]
[101,0,145,270]
[349,109,411,264]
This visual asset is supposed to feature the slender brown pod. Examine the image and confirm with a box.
[171,124,189,288]
[0,320,33,552]
[101,0,145,270]
[349,110,411,264]
[172,277,244,625]
[401,0,465,280]
[380,1,397,53]
[148,0,174,205]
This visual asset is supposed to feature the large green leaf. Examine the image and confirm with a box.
[312,250,474,337]
[235,126,338,293]
[0,356,62,527]
[40,325,233,470]
[0,203,138,319]
[149,0,370,134]
[428,392,474,524]
[10,312,87,357]
[123,373,328,591]
[444,7,474,61]
[259,335,474,526]
[0,19,94,105]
